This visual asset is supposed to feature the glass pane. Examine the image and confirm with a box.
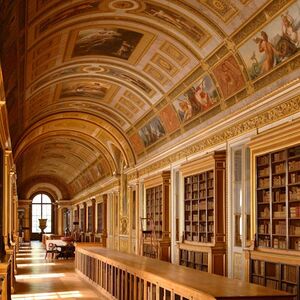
[32,194,42,204]
[233,148,242,247]
[42,194,51,204]
[32,204,42,233]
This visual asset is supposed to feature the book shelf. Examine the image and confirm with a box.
[248,121,300,300]
[142,171,171,261]
[97,202,103,233]
[179,151,226,275]
[87,206,93,232]
[256,145,300,250]
[145,185,163,238]
[250,259,299,300]
[183,170,214,243]
[180,249,208,272]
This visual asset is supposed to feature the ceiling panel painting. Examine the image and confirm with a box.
[172,74,220,124]
[238,0,300,80]
[159,104,181,134]
[138,116,166,148]
[212,55,246,100]
[71,27,145,61]
[59,80,113,101]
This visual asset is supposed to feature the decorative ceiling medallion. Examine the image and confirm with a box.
[109,0,140,11]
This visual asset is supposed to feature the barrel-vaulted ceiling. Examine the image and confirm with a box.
[0,0,299,199]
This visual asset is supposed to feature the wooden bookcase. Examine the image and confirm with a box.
[256,145,300,250]
[145,185,163,238]
[183,170,215,243]
[178,151,226,276]
[142,171,170,261]
[248,120,300,300]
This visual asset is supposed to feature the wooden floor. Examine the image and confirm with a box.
[12,241,108,300]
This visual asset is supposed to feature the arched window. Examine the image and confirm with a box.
[32,193,52,233]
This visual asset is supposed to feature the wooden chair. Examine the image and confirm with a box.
[45,243,59,259]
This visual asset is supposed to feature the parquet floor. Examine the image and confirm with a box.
[12,241,107,299]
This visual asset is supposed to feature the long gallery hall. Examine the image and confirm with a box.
[0,0,300,299]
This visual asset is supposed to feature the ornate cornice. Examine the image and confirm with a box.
[126,95,300,178]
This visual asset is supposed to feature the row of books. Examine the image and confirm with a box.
[289,187,300,200]
[258,178,269,188]
[185,175,210,184]
[181,250,208,265]
[258,190,270,202]
[273,176,286,187]
[257,156,269,165]
[282,265,297,283]
[290,206,300,218]
[274,191,286,202]
[290,239,300,251]
[273,152,286,162]
[290,173,300,184]
[273,238,286,249]
[289,225,300,235]
[258,223,270,234]
[259,207,270,218]
[274,221,286,235]
[258,167,269,176]
[252,260,264,275]
[289,160,300,171]
[273,163,285,174]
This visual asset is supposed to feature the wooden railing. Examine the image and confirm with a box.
[75,245,293,300]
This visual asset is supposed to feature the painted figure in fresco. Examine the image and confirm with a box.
[178,100,192,122]
[254,31,276,74]
[76,29,121,51]
[193,80,213,111]
[281,11,300,47]
[114,41,133,58]
[217,59,244,98]
[139,118,165,147]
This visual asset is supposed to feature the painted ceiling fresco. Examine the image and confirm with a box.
[0,0,299,198]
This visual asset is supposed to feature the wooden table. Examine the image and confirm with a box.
[75,245,293,300]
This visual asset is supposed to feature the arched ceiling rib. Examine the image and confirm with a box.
[1,0,299,200]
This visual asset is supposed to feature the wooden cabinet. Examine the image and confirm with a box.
[178,151,226,276]
[247,250,300,300]
[142,171,170,261]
